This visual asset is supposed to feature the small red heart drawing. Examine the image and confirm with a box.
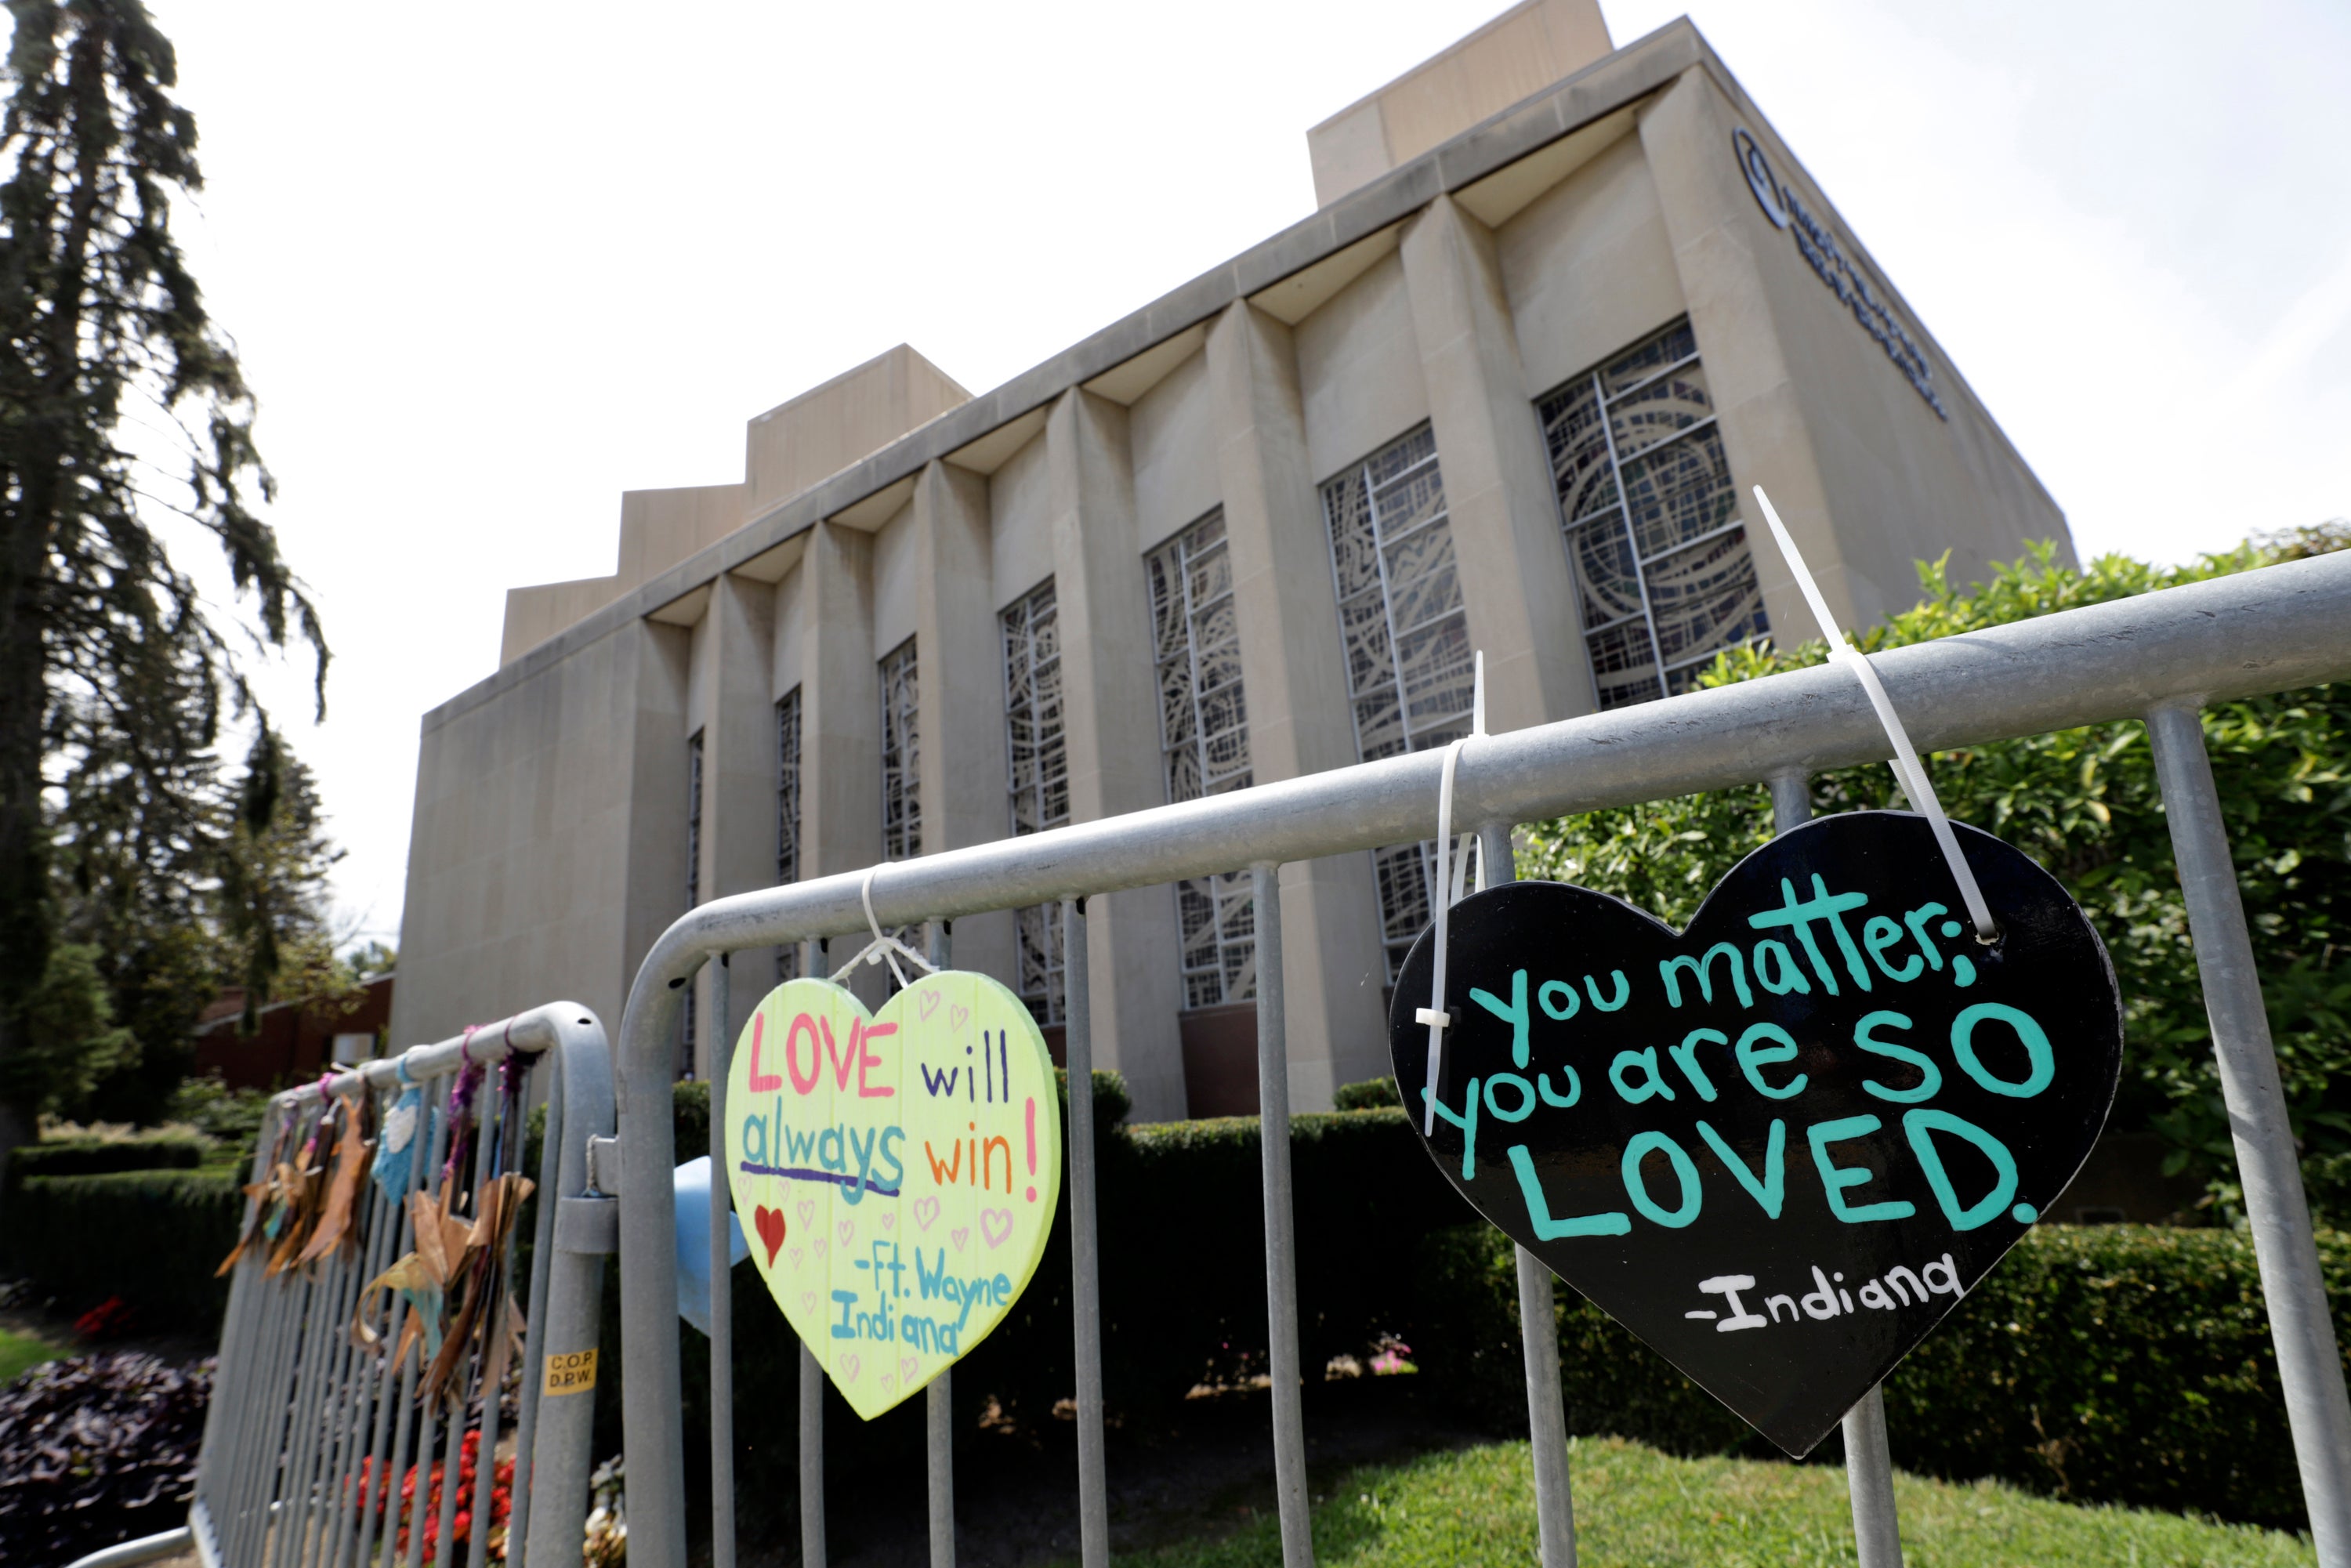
[754,1204,788,1266]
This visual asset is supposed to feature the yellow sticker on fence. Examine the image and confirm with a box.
[544,1349,598,1395]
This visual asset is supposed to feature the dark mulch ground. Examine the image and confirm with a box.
[740,1374,1489,1568]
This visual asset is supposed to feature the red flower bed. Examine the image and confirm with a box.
[355,1428,513,1563]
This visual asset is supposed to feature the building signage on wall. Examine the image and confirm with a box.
[1733,128,1950,422]
[1386,810,2121,1454]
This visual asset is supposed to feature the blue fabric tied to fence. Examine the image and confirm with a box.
[371,1083,425,1208]
[674,1156,749,1335]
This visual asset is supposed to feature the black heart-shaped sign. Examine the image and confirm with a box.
[1388,810,2121,1456]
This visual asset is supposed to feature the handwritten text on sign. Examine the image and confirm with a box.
[725,972,1063,1420]
[1389,812,2121,1455]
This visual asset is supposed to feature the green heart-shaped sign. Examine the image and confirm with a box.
[724,972,1063,1419]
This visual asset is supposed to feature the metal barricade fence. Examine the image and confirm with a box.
[113,1003,617,1568]
[610,551,2351,1568]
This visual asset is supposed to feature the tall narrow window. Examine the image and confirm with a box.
[1147,509,1255,1009]
[683,730,704,1071]
[1538,317,1769,708]
[1322,424,1473,980]
[1002,581,1067,1026]
[879,639,920,861]
[775,688,802,983]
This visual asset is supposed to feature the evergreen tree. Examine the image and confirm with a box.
[0,2,324,1164]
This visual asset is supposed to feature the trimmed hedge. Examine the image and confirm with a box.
[11,1079,2338,1529]
[5,1135,207,1186]
[2,1169,242,1321]
[1414,1221,2349,1528]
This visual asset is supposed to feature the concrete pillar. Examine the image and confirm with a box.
[796,521,881,880]
[1045,389,1187,1120]
[1635,72,1842,635]
[689,573,781,1045]
[1399,192,1595,730]
[910,459,1016,986]
[1204,300,1392,1109]
[621,620,693,1076]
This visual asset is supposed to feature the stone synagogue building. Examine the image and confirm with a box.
[391,0,2068,1122]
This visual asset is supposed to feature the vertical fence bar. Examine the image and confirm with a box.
[1840,1389,1903,1566]
[202,1095,281,1559]
[233,1104,310,1567]
[1771,771,1905,1567]
[926,922,958,1568]
[281,1106,346,1563]
[709,954,739,1568]
[397,1080,455,1568]
[431,1081,499,1568]
[273,1123,334,1560]
[327,1167,401,1568]
[507,1047,566,1568]
[801,935,829,1568]
[799,1345,828,1568]
[2146,704,2351,1563]
[357,1081,426,1568]
[1477,820,1578,1568]
[1063,897,1110,1568]
[1252,864,1315,1568]
[467,1075,530,1568]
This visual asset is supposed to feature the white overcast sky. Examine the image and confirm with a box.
[121,0,2351,950]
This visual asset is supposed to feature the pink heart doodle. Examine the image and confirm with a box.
[949,1003,970,1033]
[797,1200,816,1229]
[881,1211,896,1232]
[813,1240,828,1260]
[879,1374,896,1395]
[841,1355,861,1383]
[918,989,943,1021]
[788,1248,803,1271]
[980,1208,1014,1248]
[837,1219,855,1245]
[913,1196,940,1230]
[951,1226,969,1251]
[900,1356,918,1384]
[800,1291,817,1314]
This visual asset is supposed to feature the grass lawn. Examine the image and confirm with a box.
[0,1325,65,1386]
[1106,1436,2313,1568]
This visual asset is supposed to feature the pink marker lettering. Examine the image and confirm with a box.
[746,1012,782,1093]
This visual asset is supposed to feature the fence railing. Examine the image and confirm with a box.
[179,1002,614,1568]
[611,549,2351,1568]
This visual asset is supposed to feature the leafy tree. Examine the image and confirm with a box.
[60,724,348,1122]
[0,937,129,1114]
[1521,537,2350,1215]
[214,726,342,1027]
[0,2,326,1166]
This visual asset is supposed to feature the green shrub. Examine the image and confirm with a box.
[1520,541,2351,1211]
[2,1169,242,1321]
[166,1074,273,1149]
[16,1074,2331,1531]
[1413,1221,2347,1527]
[1334,1076,1400,1110]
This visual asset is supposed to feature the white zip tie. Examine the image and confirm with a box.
[828,864,940,987]
[1751,486,1998,942]
[1417,652,1487,1135]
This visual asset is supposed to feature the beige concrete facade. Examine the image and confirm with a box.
[393,14,2068,1117]
[1308,0,1617,208]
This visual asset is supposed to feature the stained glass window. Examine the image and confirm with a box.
[1538,318,1770,709]
[1146,510,1256,1009]
[1002,583,1067,1026]
[879,639,920,862]
[1320,425,1473,980]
